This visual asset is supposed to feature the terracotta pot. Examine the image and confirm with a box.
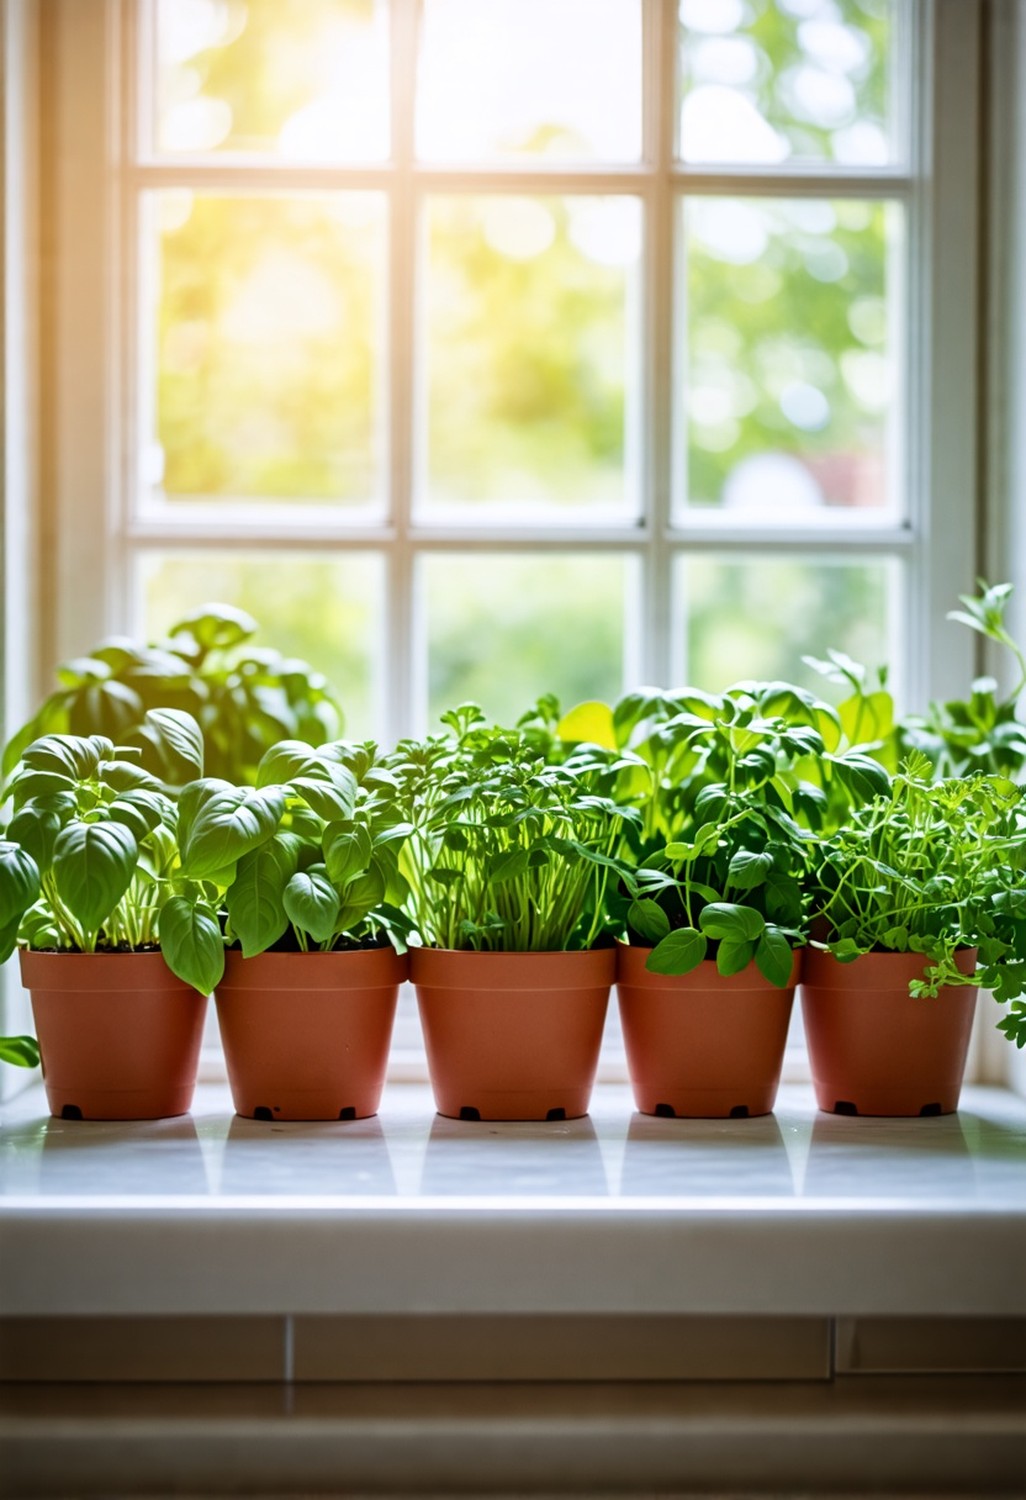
[19,949,207,1121]
[410,947,614,1121]
[215,947,406,1120]
[616,943,799,1118]
[800,947,978,1117]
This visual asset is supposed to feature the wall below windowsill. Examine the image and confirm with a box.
[1,1081,1024,1321]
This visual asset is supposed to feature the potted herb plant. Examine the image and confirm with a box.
[898,580,1026,779]
[181,739,412,1121]
[604,687,838,1118]
[0,712,222,1119]
[3,603,345,786]
[801,753,1026,1116]
[388,706,636,1121]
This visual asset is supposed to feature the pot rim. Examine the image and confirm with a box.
[220,944,408,990]
[18,945,199,994]
[410,944,615,987]
[803,944,977,979]
[616,939,800,991]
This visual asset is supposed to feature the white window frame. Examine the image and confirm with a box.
[17,0,1018,1090]
[42,0,980,727]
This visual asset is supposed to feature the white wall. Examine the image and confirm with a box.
[985,0,1026,1095]
[986,2,1026,642]
[0,0,41,1101]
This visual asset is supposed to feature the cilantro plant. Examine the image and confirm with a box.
[0,712,223,996]
[805,752,1026,1042]
[386,705,637,952]
[3,604,345,787]
[175,739,413,961]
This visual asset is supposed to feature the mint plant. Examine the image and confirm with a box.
[805,752,1026,1042]
[613,692,830,984]
[3,604,345,786]
[386,705,637,952]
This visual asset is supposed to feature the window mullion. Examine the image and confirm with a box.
[385,0,420,745]
[638,0,676,690]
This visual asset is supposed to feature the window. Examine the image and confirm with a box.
[43,0,980,750]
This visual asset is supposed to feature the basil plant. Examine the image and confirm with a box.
[385,704,638,952]
[176,739,414,963]
[0,711,223,997]
[3,604,345,788]
[805,751,1026,1041]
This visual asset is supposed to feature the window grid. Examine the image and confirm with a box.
[121,0,922,743]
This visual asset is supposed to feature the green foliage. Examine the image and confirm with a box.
[610,693,813,986]
[159,896,225,997]
[4,605,345,787]
[0,1035,40,1068]
[805,582,1026,783]
[900,581,1026,779]
[0,716,220,995]
[184,737,413,957]
[805,757,1026,1034]
[385,705,637,952]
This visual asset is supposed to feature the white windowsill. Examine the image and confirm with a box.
[1,1081,1024,1321]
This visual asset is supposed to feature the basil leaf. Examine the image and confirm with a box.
[226,837,298,958]
[160,896,224,995]
[51,821,137,935]
[717,937,755,977]
[283,869,340,944]
[0,1035,40,1068]
[755,927,795,987]
[179,781,286,879]
[645,927,708,975]
[699,902,765,943]
[0,840,41,927]
[628,898,670,944]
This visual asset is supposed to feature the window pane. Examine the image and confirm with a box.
[422,196,642,520]
[146,192,385,509]
[416,0,642,162]
[138,551,383,737]
[679,0,896,166]
[423,554,630,727]
[677,555,896,694]
[153,0,389,159]
[682,198,900,516]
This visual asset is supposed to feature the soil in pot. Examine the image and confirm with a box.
[20,949,207,1121]
[215,947,406,1121]
[616,944,799,1118]
[410,947,615,1121]
[800,947,978,1117]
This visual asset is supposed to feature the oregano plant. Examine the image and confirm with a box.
[805,752,1026,1041]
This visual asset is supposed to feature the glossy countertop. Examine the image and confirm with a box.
[2,1082,1024,1317]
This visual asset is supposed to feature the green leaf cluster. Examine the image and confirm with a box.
[805,759,1026,1040]
[2,604,345,788]
[180,738,413,959]
[600,692,818,986]
[898,582,1026,779]
[0,713,222,996]
[385,706,638,952]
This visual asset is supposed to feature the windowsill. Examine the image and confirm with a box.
[1,1082,1024,1320]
